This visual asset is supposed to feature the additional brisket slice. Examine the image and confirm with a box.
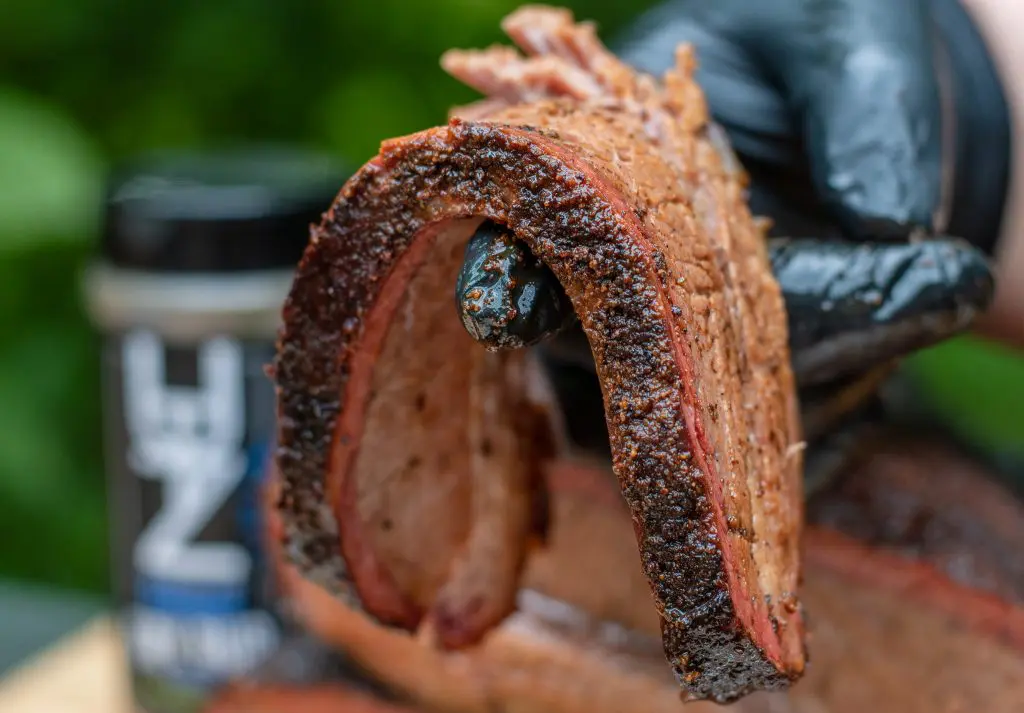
[273,5,805,702]
[782,529,1024,713]
[263,453,1024,713]
[808,436,1024,605]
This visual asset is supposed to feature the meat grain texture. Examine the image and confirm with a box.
[273,5,805,704]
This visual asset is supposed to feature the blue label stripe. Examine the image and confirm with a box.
[237,441,270,551]
[135,576,248,615]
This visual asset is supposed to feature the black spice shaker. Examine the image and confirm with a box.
[82,147,348,712]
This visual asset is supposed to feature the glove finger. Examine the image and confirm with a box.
[617,0,946,238]
[747,0,945,238]
[772,236,995,386]
[455,220,576,351]
[611,0,797,165]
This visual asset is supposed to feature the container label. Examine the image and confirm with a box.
[104,329,281,708]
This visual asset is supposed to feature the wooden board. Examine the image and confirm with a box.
[0,617,132,713]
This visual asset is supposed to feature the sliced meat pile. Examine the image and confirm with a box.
[807,436,1024,606]
[253,443,1024,713]
[272,5,805,703]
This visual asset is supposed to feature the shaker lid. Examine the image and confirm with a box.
[101,146,350,273]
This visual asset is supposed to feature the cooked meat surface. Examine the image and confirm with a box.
[261,452,1024,713]
[808,436,1024,604]
[273,5,805,702]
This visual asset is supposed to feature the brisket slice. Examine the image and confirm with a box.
[261,454,1024,713]
[273,7,805,703]
[807,436,1024,606]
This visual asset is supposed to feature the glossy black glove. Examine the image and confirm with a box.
[455,0,1006,377]
[612,0,1010,251]
[451,0,1008,480]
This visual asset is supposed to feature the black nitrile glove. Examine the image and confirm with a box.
[451,0,1010,476]
[612,0,1010,252]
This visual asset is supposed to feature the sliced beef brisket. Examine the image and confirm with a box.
[273,6,805,702]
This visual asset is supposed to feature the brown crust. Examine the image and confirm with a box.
[275,114,804,701]
[274,7,804,702]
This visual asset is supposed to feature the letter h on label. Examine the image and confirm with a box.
[123,331,251,587]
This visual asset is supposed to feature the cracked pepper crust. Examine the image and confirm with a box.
[273,95,806,702]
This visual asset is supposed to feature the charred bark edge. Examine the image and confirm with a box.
[273,117,803,701]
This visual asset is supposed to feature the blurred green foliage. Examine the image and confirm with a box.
[1,0,1022,596]
[908,337,1024,454]
[0,0,661,595]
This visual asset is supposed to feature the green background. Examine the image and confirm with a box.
[1,0,1022,597]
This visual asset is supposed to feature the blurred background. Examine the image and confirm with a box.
[0,0,1022,607]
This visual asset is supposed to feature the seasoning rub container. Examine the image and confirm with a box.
[83,148,348,712]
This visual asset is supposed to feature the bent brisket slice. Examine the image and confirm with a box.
[273,16,806,703]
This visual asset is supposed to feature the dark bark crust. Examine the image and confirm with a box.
[274,116,804,702]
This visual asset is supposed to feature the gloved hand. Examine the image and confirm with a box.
[612,0,1009,252]
[451,0,1009,477]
